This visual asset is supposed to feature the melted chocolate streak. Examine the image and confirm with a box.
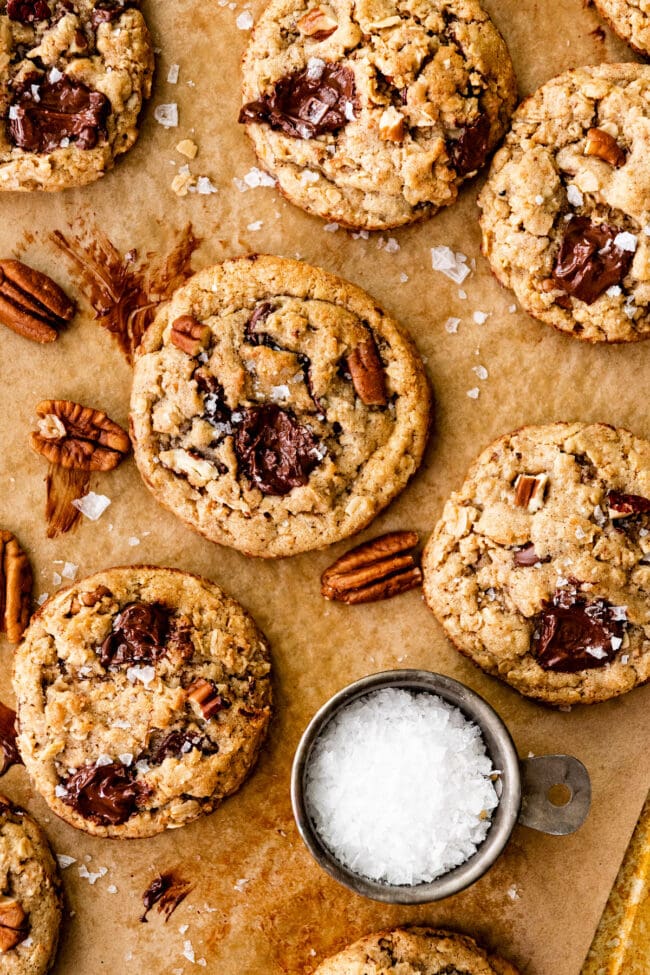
[0,701,22,775]
[141,872,193,923]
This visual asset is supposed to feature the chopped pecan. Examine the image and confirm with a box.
[584,128,625,168]
[514,473,548,512]
[170,315,212,356]
[0,531,32,644]
[346,336,387,406]
[296,4,338,38]
[607,490,650,520]
[321,531,422,604]
[186,678,230,719]
[0,897,28,952]
[0,259,75,344]
[378,106,405,142]
[30,400,130,471]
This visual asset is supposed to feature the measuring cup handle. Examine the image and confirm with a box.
[518,755,591,835]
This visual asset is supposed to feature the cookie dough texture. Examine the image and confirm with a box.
[479,64,650,343]
[240,0,517,230]
[0,796,63,975]
[130,255,431,558]
[593,0,650,55]
[422,423,650,706]
[14,566,272,838]
[0,1,154,191]
[313,927,520,975]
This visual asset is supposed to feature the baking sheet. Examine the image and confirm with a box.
[0,1,649,973]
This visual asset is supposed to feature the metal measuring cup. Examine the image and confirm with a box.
[291,669,591,904]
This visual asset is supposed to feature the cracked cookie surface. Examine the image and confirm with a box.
[313,927,520,975]
[593,0,650,56]
[0,796,62,975]
[422,423,650,706]
[479,64,650,343]
[0,0,154,191]
[14,565,272,838]
[239,0,516,230]
[130,255,431,558]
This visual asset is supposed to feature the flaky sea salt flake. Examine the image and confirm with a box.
[71,492,111,521]
[444,317,460,334]
[154,103,179,128]
[167,63,180,84]
[431,245,470,284]
[56,854,76,868]
[236,9,254,29]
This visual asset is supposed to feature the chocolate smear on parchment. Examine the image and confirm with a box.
[0,701,22,776]
[45,464,90,538]
[49,222,200,364]
[141,872,193,922]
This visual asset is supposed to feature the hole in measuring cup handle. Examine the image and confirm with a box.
[518,755,591,835]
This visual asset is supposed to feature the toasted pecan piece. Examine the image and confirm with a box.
[170,315,212,356]
[0,897,28,952]
[346,335,387,406]
[584,128,625,168]
[0,259,74,343]
[30,400,130,472]
[0,531,32,644]
[186,678,230,719]
[513,473,548,512]
[321,531,422,604]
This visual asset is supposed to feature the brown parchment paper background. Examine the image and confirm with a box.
[0,1,649,973]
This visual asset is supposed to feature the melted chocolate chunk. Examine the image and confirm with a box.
[63,762,146,825]
[195,370,231,426]
[245,303,274,345]
[552,216,633,305]
[9,75,110,153]
[0,701,22,776]
[141,872,193,922]
[7,0,50,22]
[90,0,138,27]
[513,543,550,567]
[239,62,356,139]
[607,490,650,518]
[99,602,170,667]
[449,114,491,177]
[532,589,625,672]
[148,729,207,765]
[233,404,322,495]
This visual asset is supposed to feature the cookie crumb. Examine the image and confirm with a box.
[176,139,198,159]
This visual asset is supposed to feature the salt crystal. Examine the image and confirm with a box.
[593,505,606,526]
[57,855,76,868]
[508,304,517,313]
[234,878,249,892]
[458,289,467,300]
[445,317,460,334]
[183,940,196,963]
[235,167,276,191]
[400,273,409,283]
[270,384,290,401]
[304,688,498,885]
[586,645,608,659]
[179,925,189,935]
[621,654,630,664]
[119,753,134,766]
[567,184,584,207]
[385,237,400,253]
[49,67,63,83]
[467,388,480,399]
[78,864,108,885]
[114,719,131,729]
[22,937,34,948]
[606,285,622,297]
[507,884,521,900]
[300,170,319,184]
[128,537,140,547]
[306,57,325,79]
[431,245,470,284]
[167,64,180,84]
[37,593,49,606]
[611,606,628,621]
[71,492,111,521]
[8,106,18,120]
[575,526,586,539]
[473,365,488,380]
[53,572,62,586]
[196,176,217,195]
[135,759,150,774]
[614,231,637,253]
[126,665,156,687]
[236,9,254,29]
[247,220,263,231]
[323,222,339,232]
[473,311,489,325]
[61,561,78,580]
[54,785,68,798]
[154,103,179,128]
[96,754,113,767]
[534,194,544,205]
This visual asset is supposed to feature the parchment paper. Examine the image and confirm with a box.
[0,2,649,973]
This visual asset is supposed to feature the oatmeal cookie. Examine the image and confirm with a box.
[422,423,650,706]
[239,0,517,230]
[479,64,650,343]
[593,0,650,56]
[0,0,154,191]
[313,927,520,975]
[130,255,431,558]
[0,795,63,975]
[14,565,272,838]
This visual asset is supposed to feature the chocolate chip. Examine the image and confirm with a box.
[195,370,231,426]
[239,62,356,139]
[99,602,171,667]
[0,701,22,776]
[552,216,633,305]
[449,114,491,177]
[513,543,549,567]
[607,490,650,519]
[7,0,50,22]
[63,762,146,826]
[90,0,137,28]
[9,75,110,153]
[141,872,193,923]
[532,589,625,672]
[233,404,322,495]
[245,303,274,345]
[148,730,207,765]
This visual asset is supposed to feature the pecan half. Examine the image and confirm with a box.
[321,531,422,603]
[585,128,625,168]
[170,315,211,356]
[186,678,230,719]
[0,259,75,344]
[514,473,548,512]
[0,897,28,952]
[346,336,387,406]
[0,531,32,644]
[30,400,130,471]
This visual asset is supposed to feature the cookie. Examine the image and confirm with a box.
[0,0,154,191]
[239,0,517,230]
[593,0,650,56]
[130,255,431,558]
[0,795,63,975]
[313,927,520,975]
[14,565,272,838]
[422,423,650,706]
[479,64,650,343]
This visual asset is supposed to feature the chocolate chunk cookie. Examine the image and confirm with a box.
[0,0,154,191]
[313,927,520,975]
[130,255,431,558]
[239,0,516,230]
[422,423,650,706]
[593,0,650,56]
[0,796,63,975]
[14,566,272,838]
[479,64,650,343]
